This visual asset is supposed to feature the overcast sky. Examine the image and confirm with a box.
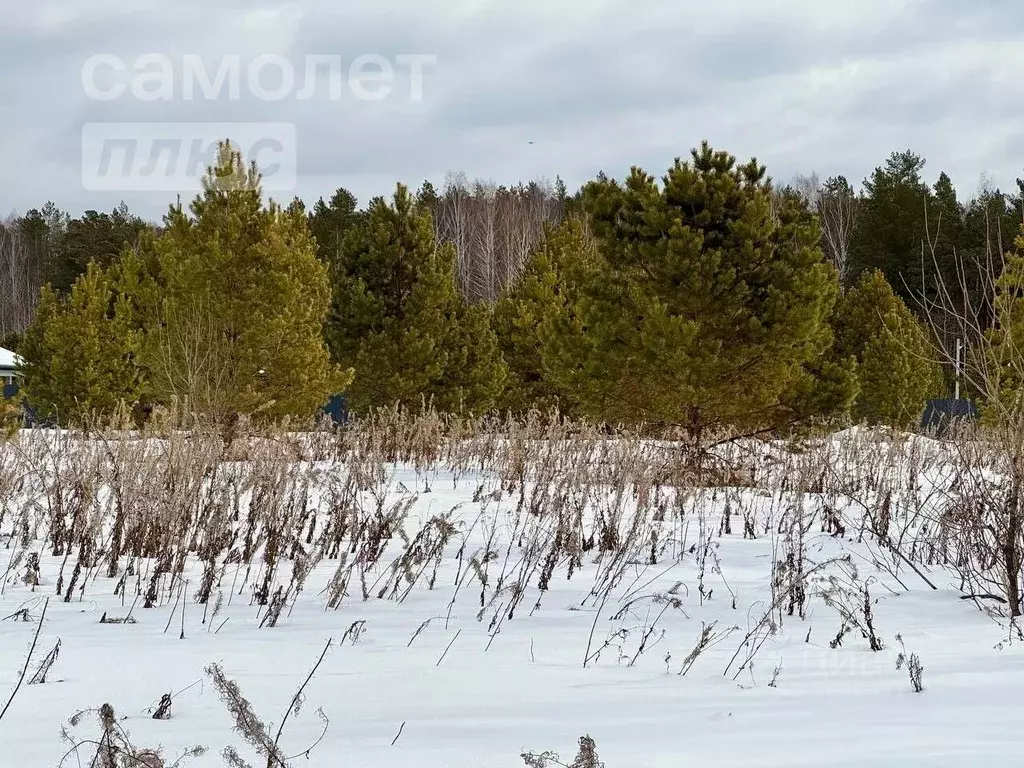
[1,0,1022,221]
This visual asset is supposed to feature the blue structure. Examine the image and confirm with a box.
[920,398,979,436]
[0,381,35,428]
[2,382,49,428]
[319,394,349,426]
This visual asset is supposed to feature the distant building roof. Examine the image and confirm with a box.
[920,398,978,435]
[0,347,21,371]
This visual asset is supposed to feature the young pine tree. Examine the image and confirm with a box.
[831,269,942,427]
[19,261,143,425]
[984,224,1024,417]
[0,397,19,439]
[132,142,347,424]
[491,217,596,415]
[327,183,506,414]
[541,142,850,438]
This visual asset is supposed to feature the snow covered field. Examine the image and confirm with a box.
[1,423,1023,766]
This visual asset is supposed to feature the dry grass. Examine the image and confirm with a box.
[0,411,1014,628]
[2,408,1020,760]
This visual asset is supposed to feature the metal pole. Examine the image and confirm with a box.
[954,338,962,401]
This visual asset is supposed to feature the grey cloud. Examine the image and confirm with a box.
[0,0,1022,221]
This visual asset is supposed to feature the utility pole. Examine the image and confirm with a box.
[954,337,962,401]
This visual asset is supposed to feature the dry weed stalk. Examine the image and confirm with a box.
[0,404,1001,717]
[59,702,206,767]
[894,633,924,692]
[206,637,332,767]
[522,735,605,768]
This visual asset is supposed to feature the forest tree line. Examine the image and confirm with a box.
[3,140,1023,436]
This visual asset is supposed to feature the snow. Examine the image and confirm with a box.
[0,346,19,371]
[1,429,1023,766]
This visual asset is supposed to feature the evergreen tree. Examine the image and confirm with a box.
[0,396,19,439]
[542,142,849,438]
[18,261,142,425]
[132,142,346,423]
[106,232,163,331]
[986,223,1024,415]
[857,312,939,427]
[20,202,69,282]
[49,203,149,294]
[0,332,21,355]
[553,176,568,207]
[415,180,440,212]
[492,217,595,415]
[926,171,968,335]
[960,186,1023,331]
[832,269,897,363]
[327,183,506,414]
[832,269,942,427]
[932,172,966,255]
[848,151,932,305]
[308,187,361,271]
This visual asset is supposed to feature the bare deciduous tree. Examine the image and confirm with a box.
[789,173,858,285]
[429,174,564,302]
[147,295,235,425]
[917,199,1024,618]
[0,216,44,338]
[789,172,821,210]
[817,176,859,286]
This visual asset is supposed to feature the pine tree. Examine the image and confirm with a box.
[541,142,849,438]
[961,186,1023,331]
[0,396,19,439]
[415,181,440,212]
[832,269,942,427]
[19,261,142,425]
[848,150,932,304]
[20,202,69,273]
[832,269,898,363]
[49,203,149,294]
[492,217,595,415]
[926,172,968,330]
[858,312,938,427]
[327,183,506,414]
[131,142,347,423]
[985,224,1024,415]
[308,187,361,271]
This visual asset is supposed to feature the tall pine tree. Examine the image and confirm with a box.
[492,217,596,415]
[308,187,362,272]
[19,261,143,425]
[848,150,932,304]
[130,142,346,423]
[327,183,506,414]
[542,142,850,438]
[985,222,1024,416]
